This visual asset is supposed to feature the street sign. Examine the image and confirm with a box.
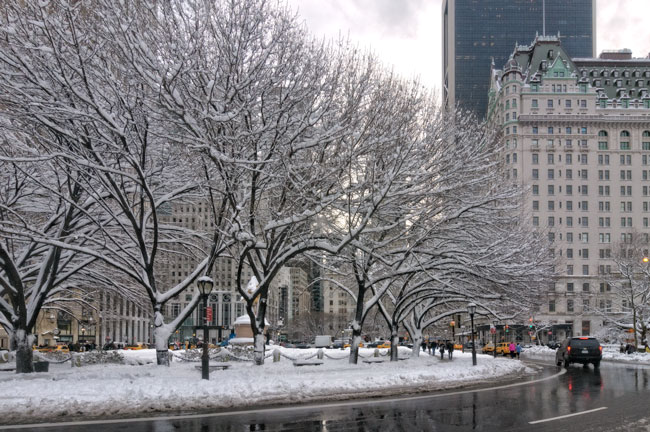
[490,327,496,334]
[206,306,213,322]
[548,331,553,335]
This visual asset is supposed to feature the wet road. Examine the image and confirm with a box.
[4,360,650,431]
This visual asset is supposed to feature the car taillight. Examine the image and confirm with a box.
[579,337,589,340]
[567,346,571,352]
[599,346,602,353]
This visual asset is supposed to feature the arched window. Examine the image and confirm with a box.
[620,131,631,150]
[643,131,650,137]
[598,130,608,137]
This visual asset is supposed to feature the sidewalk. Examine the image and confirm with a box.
[0,348,531,425]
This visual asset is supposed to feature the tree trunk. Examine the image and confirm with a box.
[13,329,34,374]
[254,333,265,365]
[390,329,399,362]
[349,332,362,364]
[633,309,639,348]
[411,329,423,358]
[154,326,171,366]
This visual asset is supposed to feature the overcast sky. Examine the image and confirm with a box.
[286,0,650,94]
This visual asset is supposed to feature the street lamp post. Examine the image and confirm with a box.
[468,303,477,366]
[493,319,498,358]
[197,276,214,380]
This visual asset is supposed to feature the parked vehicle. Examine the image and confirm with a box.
[555,337,602,368]
[314,335,333,348]
[332,339,344,349]
[546,340,561,349]
[52,344,70,353]
[495,342,510,355]
[294,342,311,349]
[124,342,147,350]
[376,341,391,349]
[481,342,495,353]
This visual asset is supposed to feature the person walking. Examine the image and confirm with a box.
[516,343,522,359]
[509,342,516,359]
[439,342,445,360]
[447,340,454,360]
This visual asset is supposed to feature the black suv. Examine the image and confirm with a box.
[555,337,602,368]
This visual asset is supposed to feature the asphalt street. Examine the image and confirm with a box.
[3,358,650,432]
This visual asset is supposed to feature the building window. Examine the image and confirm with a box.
[581,320,590,336]
[567,282,574,292]
[567,300,574,313]
[532,99,538,108]
[548,99,554,108]
[549,299,556,313]
[532,153,539,164]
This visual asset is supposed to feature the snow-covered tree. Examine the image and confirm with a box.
[0,121,131,372]
[0,1,235,366]
[596,234,650,348]
[143,0,417,365]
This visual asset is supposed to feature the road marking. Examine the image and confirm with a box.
[0,367,566,430]
[528,406,608,424]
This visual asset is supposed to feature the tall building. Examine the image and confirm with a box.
[443,0,596,119]
[489,35,650,340]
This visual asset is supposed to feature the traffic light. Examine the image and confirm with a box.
[450,320,455,327]
[505,324,509,333]
[528,317,533,329]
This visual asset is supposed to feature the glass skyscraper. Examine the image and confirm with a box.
[443,0,595,119]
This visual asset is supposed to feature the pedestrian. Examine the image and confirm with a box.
[447,340,454,360]
[439,342,445,360]
[431,340,438,354]
[421,340,427,352]
[509,342,516,359]
[516,343,522,359]
[427,340,432,355]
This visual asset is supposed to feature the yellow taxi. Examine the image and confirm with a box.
[496,342,511,355]
[453,342,463,351]
[481,343,495,354]
[377,341,391,349]
[52,345,70,353]
[124,343,147,350]
[343,341,364,348]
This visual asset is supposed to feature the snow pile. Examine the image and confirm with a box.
[0,349,529,425]
[521,344,650,364]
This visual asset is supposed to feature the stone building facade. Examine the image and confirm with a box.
[489,35,650,340]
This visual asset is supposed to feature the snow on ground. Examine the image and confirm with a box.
[0,347,530,425]
[521,344,650,364]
